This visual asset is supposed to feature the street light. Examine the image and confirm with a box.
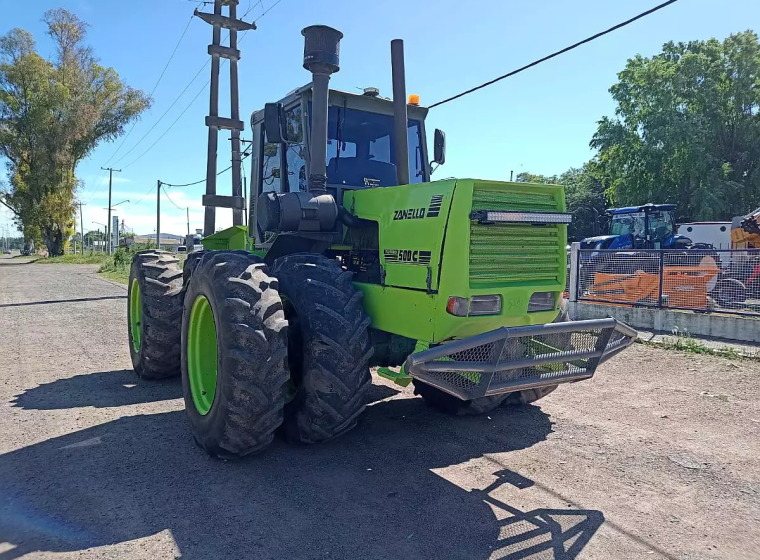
[103,200,129,253]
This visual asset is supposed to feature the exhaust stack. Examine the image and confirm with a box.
[302,25,343,195]
[391,39,410,186]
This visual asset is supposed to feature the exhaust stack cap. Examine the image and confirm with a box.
[302,25,343,73]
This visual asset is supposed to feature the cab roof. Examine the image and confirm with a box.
[608,203,677,215]
[251,83,429,124]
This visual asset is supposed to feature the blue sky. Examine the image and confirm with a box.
[1,0,758,237]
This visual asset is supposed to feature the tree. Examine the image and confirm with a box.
[591,31,760,222]
[0,9,150,255]
[516,161,610,241]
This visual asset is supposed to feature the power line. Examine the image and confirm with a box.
[115,62,210,167]
[82,170,110,203]
[122,77,210,169]
[103,3,204,166]
[114,0,278,170]
[162,185,186,210]
[124,183,160,208]
[163,151,251,188]
[428,0,680,109]
[254,0,283,21]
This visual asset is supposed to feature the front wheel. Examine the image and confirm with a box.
[181,252,290,458]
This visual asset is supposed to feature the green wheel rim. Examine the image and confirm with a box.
[129,278,142,352]
[187,295,218,415]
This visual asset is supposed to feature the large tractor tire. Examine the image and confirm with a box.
[181,252,289,458]
[271,253,373,444]
[128,251,184,379]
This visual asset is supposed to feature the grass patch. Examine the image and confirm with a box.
[642,337,745,360]
[99,268,130,284]
[38,252,110,265]
[97,250,187,285]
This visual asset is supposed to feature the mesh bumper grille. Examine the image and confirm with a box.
[406,319,636,400]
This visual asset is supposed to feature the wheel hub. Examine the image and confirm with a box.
[187,295,218,415]
[129,278,142,352]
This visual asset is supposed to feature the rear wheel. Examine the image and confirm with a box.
[181,252,289,458]
[128,251,183,379]
[271,253,373,443]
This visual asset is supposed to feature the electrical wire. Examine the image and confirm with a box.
[162,185,186,210]
[162,151,251,188]
[122,77,209,169]
[124,183,160,208]
[115,0,281,170]
[103,2,204,166]
[428,0,680,109]
[254,0,283,21]
[82,170,110,203]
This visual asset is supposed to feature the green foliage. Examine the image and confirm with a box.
[0,9,150,255]
[38,251,110,265]
[644,337,745,360]
[517,161,610,240]
[520,31,760,235]
[591,31,760,221]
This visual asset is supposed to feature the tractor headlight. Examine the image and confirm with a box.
[446,295,502,317]
[528,292,557,313]
[470,210,572,225]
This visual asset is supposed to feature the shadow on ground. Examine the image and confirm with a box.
[0,381,603,559]
[11,370,180,410]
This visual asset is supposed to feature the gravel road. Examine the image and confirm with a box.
[0,257,758,559]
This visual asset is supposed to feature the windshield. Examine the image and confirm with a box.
[324,105,424,187]
[610,212,645,237]
[610,210,674,240]
[648,210,675,240]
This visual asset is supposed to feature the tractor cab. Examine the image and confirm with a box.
[581,203,691,250]
[249,85,443,245]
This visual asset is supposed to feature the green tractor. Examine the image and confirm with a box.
[127,26,636,457]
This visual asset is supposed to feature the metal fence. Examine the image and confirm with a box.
[572,248,760,317]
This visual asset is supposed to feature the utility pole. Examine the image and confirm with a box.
[196,0,255,235]
[156,180,161,250]
[101,167,121,254]
[186,207,190,236]
[75,202,85,254]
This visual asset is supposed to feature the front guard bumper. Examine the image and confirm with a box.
[404,318,637,401]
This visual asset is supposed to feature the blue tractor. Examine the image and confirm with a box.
[577,204,722,300]
[580,203,694,251]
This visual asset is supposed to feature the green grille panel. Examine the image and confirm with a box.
[471,189,558,212]
[470,187,563,286]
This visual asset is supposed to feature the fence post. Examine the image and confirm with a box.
[569,242,580,303]
[658,250,665,308]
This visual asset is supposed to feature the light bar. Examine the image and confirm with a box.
[470,210,573,225]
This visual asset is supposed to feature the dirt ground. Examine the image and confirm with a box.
[0,256,758,560]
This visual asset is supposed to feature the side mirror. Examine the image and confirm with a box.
[433,128,446,165]
[264,103,288,144]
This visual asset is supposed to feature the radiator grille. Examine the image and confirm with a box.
[470,187,563,285]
